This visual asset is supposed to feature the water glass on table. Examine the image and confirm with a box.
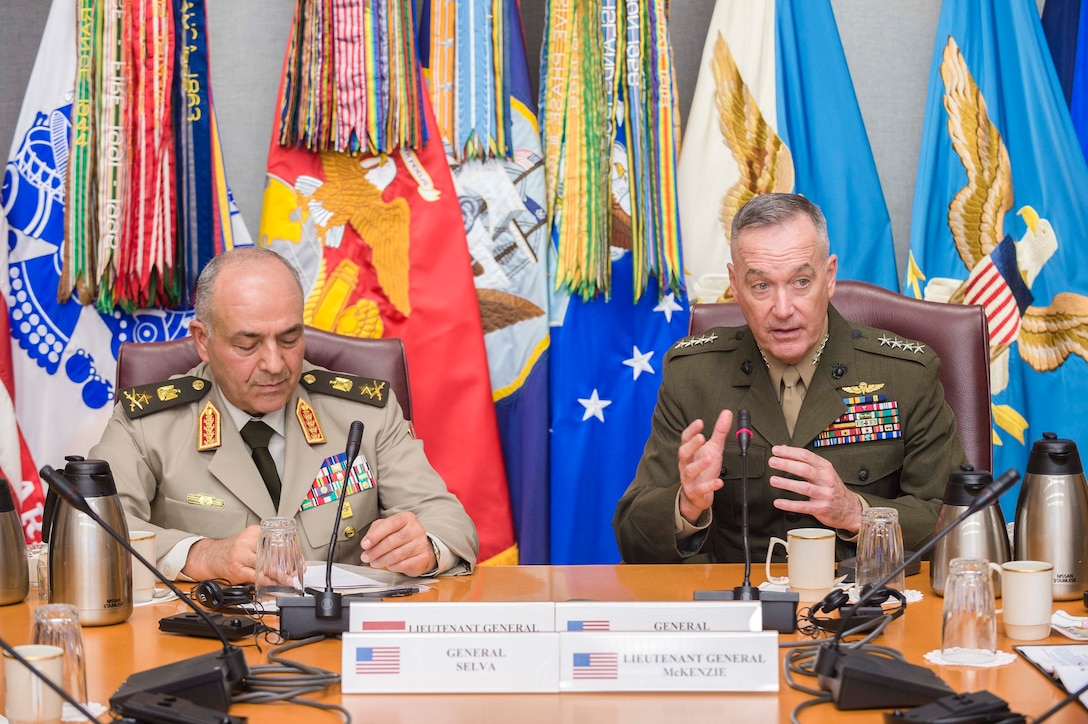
[31,603,88,706]
[856,506,905,594]
[255,516,306,605]
[941,557,998,665]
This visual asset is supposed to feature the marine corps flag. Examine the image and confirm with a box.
[908,0,1088,514]
[259,4,516,564]
[676,0,897,302]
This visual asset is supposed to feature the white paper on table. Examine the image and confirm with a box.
[1055,665,1088,708]
[303,562,388,590]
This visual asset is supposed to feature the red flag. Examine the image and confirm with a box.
[261,93,516,564]
[0,288,43,543]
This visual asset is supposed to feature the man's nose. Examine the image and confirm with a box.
[256,341,286,372]
[771,288,793,317]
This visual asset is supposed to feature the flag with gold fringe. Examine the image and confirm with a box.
[545,0,688,564]
[259,0,517,564]
[420,0,552,563]
[907,0,1088,515]
[3,0,248,515]
[676,0,897,304]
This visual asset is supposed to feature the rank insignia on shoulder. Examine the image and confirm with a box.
[673,332,719,350]
[300,369,390,408]
[121,376,211,419]
[876,334,926,355]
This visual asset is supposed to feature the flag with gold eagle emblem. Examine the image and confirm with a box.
[908,0,1088,514]
[677,0,897,303]
[258,3,516,564]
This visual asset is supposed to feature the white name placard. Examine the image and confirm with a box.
[341,632,559,693]
[556,601,761,632]
[559,631,779,692]
[349,601,555,633]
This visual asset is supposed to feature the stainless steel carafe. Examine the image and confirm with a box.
[930,466,1011,596]
[42,457,132,625]
[1014,432,1088,601]
[0,477,29,605]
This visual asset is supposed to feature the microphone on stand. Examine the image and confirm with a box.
[278,421,364,639]
[812,468,1021,711]
[693,409,800,633]
[733,409,758,601]
[39,465,248,720]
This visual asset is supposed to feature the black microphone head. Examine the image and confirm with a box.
[345,420,364,465]
[737,409,751,433]
[39,465,91,514]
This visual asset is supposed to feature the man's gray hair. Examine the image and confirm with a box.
[730,193,830,258]
[193,246,304,334]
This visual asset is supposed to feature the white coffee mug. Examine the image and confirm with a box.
[765,527,836,601]
[988,560,1054,640]
[129,530,156,603]
[3,643,63,724]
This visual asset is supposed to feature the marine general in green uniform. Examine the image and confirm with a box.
[614,194,966,563]
[90,247,478,582]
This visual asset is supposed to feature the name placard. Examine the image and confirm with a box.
[559,631,779,692]
[341,632,559,693]
[349,601,555,633]
[556,601,761,632]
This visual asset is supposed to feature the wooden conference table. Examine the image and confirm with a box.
[1,563,1085,723]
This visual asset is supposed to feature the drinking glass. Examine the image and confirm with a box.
[941,557,998,665]
[254,517,306,604]
[856,506,905,594]
[31,603,87,705]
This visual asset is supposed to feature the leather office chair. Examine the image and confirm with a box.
[688,280,992,472]
[115,327,414,423]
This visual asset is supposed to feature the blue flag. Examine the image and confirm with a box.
[1042,0,1088,163]
[908,0,1088,515]
[677,0,897,304]
[549,252,689,564]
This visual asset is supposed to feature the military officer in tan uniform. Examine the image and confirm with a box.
[614,193,966,563]
[91,247,478,582]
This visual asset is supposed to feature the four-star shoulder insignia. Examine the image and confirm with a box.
[300,369,390,408]
[673,332,720,350]
[876,333,927,355]
[120,376,211,419]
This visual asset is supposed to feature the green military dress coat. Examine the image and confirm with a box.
[90,361,478,574]
[613,304,967,563]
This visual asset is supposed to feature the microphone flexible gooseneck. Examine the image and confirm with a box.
[315,420,364,621]
[827,467,1021,645]
[39,464,249,716]
[0,633,99,722]
[811,468,1021,711]
[734,409,757,600]
[39,465,241,656]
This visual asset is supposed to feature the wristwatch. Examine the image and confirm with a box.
[427,535,442,575]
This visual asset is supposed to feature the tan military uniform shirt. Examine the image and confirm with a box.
[90,361,479,578]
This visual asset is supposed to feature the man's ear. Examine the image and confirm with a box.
[189,320,212,363]
[826,254,838,298]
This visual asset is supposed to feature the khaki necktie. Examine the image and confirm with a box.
[241,419,282,508]
[781,365,805,437]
